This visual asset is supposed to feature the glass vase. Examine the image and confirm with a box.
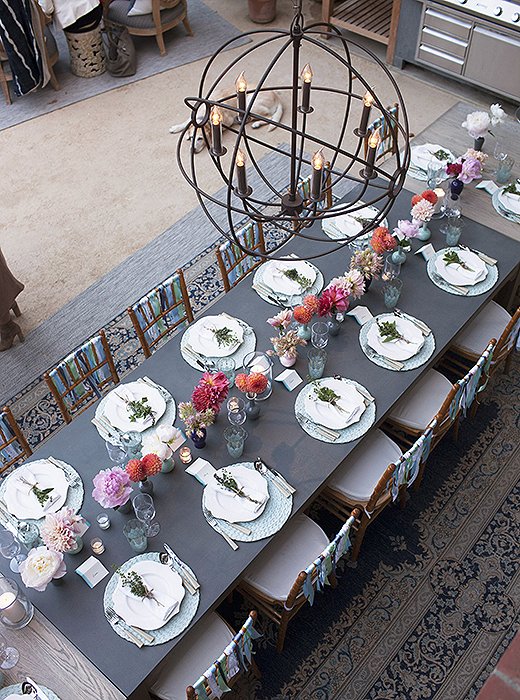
[66,535,83,555]
[114,500,132,514]
[190,428,207,449]
[139,478,154,495]
[279,352,297,367]
[245,393,261,420]
[161,456,175,473]
[0,577,34,629]
[391,247,407,264]
[328,317,341,336]
[474,136,485,151]
[417,224,431,241]
[297,323,311,341]
[242,352,273,400]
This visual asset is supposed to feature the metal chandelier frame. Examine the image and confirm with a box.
[176,0,411,261]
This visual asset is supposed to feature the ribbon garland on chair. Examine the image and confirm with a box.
[460,343,495,416]
[133,273,187,346]
[220,221,262,287]
[0,412,21,464]
[49,336,109,408]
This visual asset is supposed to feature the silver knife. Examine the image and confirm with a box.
[163,544,199,591]
[203,510,238,550]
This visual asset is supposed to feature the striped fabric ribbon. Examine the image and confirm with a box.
[219,222,262,287]
[367,105,399,158]
[48,335,110,409]
[131,273,188,346]
[459,343,495,416]
[0,411,21,465]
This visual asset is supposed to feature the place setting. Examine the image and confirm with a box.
[252,257,323,307]
[103,548,200,647]
[321,201,388,242]
[180,312,256,371]
[407,143,455,181]
[295,376,376,443]
[427,246,499,296]
[0,458,84,530]
[359,311,435,371]
[492,180,520,224]
[92,376,176,445]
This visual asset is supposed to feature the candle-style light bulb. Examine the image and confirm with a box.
[235,148,250,196]
[210,106,225,156]
[364,129,380,179]
[311,148,324,200]
[300,63,313,113]
[357,90,374,136]
[236,72,247,116]
[210,106,223,126]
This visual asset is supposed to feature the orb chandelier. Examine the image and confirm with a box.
[176,0,411,261]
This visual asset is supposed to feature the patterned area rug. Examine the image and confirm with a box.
[226,355,519,700]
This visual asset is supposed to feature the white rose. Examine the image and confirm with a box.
[156,424,181,445]
[461,111,490,139]
[145,435,172,461]
[20,546,66,592]
[489,103,505,126]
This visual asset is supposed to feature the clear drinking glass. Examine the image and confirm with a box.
[227,397,246,425]
[121,431,143,460]
[426,161,445,189]
[382,253,401,281]
[217,357,236,384]
[381,279,403,309]
[132,494,160,537]
[441,214,465,246]
[223,426,248,458]
[494,155,515,185]
[0,632,19,669]
[308,348,327,380]
[311,322,329,348]
[105,441,126,466]
[123,519,148,553]
[0,531,27,573]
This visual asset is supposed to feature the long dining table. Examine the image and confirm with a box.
[1,175,519,698]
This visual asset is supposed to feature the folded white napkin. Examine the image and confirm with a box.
[122,574,179,622]
[13,467,37,496]
[211,475,267,514]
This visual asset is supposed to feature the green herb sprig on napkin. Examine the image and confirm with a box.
[214,470,263,504]
[313,385,347,412]
[282,267,312,289]
[377,320,410,344]
[430,148,450,161]
[123,396,156,425]
[211,326,239,348]
[18,474,54,506]
[443,250,473,271]
[503,182,520,196]
[117,569,164,606]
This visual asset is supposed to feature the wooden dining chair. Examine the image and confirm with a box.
[0,406,32,474]
[237,511,358,652]
[363,103,400,162]
[150,611,260,700]
[104,0,192,57]
[442,303,519,378]
[127,269,194,358]
[216,221,266,292]
[44,330,120,424]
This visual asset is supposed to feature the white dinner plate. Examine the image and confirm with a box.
[435,249,487,286]
[112,560,185,631]
[103,381,167,433]
[3,460,69,520]
[367,315,425,361]
[498,189,520,215]
[303,377,366,430]
[203,464,269,523]
[410,143,454,171]
[261,260,317,296]
[185,315,244,358]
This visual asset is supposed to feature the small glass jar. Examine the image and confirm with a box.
[17,521,40,549]
[179,447,192,464]
[0,577,34,630]
[96,513,111,530]
[90,538,105,555]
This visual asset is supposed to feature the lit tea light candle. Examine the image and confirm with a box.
[90,538,105,555]
[228,397,240,413]
[433,187,445,214]
[0,591,26,624]
[179,447,192,464]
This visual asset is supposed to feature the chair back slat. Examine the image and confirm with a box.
[364,104,399,162]
[188,611,260,700]
[216,221,266,292]
[45,331,119,423]
[0,407,32,473]
[128,269,193,357]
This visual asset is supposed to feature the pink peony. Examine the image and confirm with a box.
[394,219,421,241]
[92,467,133,509]
[458,157,483,184]
[267,309,293,331]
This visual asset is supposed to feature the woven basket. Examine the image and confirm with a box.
[65,26,106,78]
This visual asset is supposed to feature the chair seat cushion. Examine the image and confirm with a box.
[328,429,403,502]
[452,301,511,355]
[150,612,233,700]
[107,0,184,29]
[242,514,329,601]
[387,369,453,431]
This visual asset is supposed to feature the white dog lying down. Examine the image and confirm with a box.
[170,86,283,152]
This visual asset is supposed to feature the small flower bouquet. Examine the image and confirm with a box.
[19,546,66,591]
[371,226,396,254]
[40,507,85,554]
[191,371,230,414]
[144,424,183,461]
[411,191,437,223]
[92,467,133,509]
[392,219,421,249]
[268,329,306,360]
[266,309,293,334]
[302,294,319,315]
[445,156,483,185]
[235,372,269,396]
[350,248,383,280]
[293,304,313,326]
[178,402,215,439]
[461,103,505,140]
[126,453,163,483]
[328,270,365,300]
[318,285,349,317]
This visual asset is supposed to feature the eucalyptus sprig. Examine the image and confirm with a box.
[117,569,164,606]
[443,250,473,271]
[352,216,372,228]
[211,326,238,348]
[282,267,312,289]
[430,148,450,161]
[215,470,263,504]
[377,320,410,344]
[313,385,347,412]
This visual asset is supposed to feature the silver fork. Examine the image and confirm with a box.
[296,412,340,440]
[202,505,239,549]
[393,309,431,336]
[106,606,152,645]
[46,457,82,487]
[254,458,293,497]
[431,271,469,295]
[364,345,404,370]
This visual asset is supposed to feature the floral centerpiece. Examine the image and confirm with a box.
[444,151,484,211]
[192,371,230,415]
[267,329,306,367]
[349,248,383,289]
[92,466,133,512]
[40,507,85,555]
[328,270,366,300]
[143,424,183,473]
[234,372,269,420]
[19,546,66,591]
[390,219,421,262]
[178,401,215,449]
[461,103,505,149]
[370,226,396,255]
[126,453,163,494]
[410,190,437,240]
[292,295,321,340]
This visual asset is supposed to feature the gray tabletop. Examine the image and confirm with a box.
[1,187,518,699]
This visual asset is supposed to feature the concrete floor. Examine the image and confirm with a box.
[0,0,499,334]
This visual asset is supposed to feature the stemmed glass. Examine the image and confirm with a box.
[105,441,126,466]
[0,633,19,669]
[132,494,160,537]
[227,397,246,425]
[0,530,27,573]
